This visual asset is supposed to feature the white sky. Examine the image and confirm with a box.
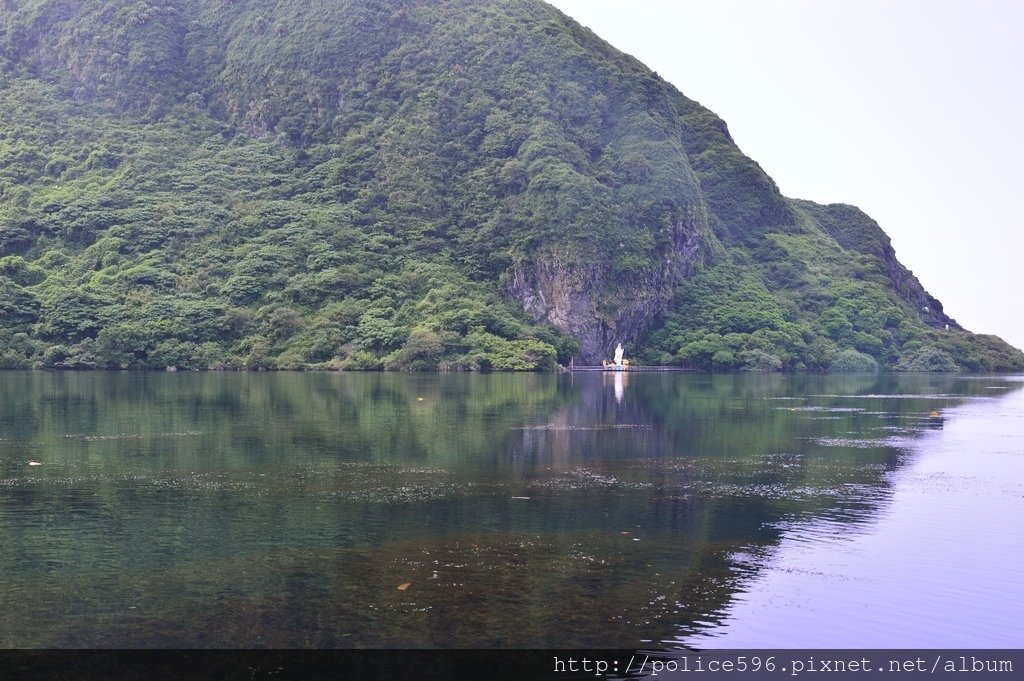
[546,0,1024,354]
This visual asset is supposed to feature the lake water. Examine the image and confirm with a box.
[0,371,1021,648]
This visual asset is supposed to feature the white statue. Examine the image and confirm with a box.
[613,343,624,367]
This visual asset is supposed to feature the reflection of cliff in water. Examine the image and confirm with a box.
[502,372,1021,644]
[510,372,974,472]
[0,371,1017,647]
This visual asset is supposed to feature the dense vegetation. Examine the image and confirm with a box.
[1,0,1021,372]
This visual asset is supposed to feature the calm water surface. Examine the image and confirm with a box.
[0,371,1020,647]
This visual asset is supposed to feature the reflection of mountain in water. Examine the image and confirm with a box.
[0,372,1017,647]
[499,372,1020,645]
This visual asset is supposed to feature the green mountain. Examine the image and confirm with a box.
[1,0,1021,372]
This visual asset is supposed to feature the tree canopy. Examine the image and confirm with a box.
[1,0,1020,372]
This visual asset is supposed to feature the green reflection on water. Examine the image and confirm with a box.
[0,371,1013,647]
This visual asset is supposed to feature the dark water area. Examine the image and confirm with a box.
[0,371,1020,648]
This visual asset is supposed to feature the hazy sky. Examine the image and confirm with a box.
[546,0,1024,353]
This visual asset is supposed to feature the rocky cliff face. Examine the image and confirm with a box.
[883,248,960,329]
[795,201,960,329]
[509,209,707,363]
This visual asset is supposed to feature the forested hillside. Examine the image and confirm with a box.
[2,0,1021,372]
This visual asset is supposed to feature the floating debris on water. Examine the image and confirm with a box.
[778,406,864,413]
[527,468,645,492]
[511,424,652,431]
[810,393,987,400]
[62,431,204,441]
[809,437,907,449]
